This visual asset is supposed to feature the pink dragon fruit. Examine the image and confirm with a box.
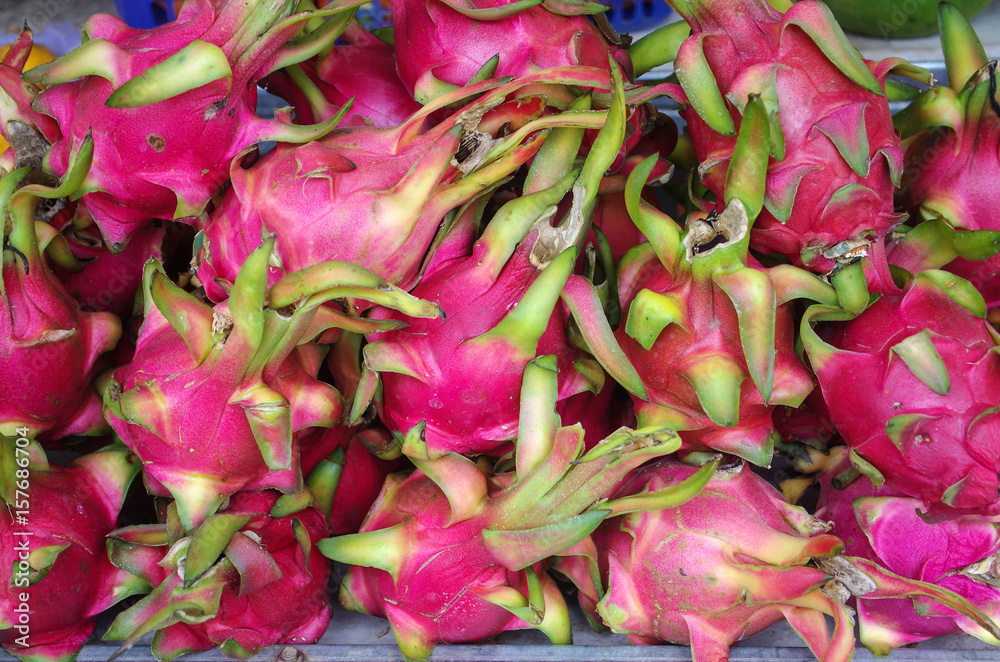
[195,66,616,302]
[104,490,331,660]
[24,0,352,251]
[320,355,715,660]
[801,268,1000,518]
[264,21,422,127]
[352,72,650,457]
[48,209,165,321]
[817,447,1000,653]
[276,423,410,535]
[556,457,1000,661]
[103,237,440,529]
[889,3,1000,307]
[1,150,121,442]
[390,0,633,104]
[665,0,928,275]
[1,443,145,662]
[615,116,836,465]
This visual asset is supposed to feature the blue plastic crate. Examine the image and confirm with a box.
[115,0,671,34]
[345,0,672,33]
[114,0,179,29]
[604,0,673,32]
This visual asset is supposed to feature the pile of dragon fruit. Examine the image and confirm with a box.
[2,0,1000,659]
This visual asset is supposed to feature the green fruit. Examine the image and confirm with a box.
[823,0,991,38]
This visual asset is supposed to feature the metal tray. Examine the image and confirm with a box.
[3,598,999,662]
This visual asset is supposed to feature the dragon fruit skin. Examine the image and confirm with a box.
[887,5,1000,307]
[103,241,342,530]
[615,145,832,465]
[332,470,568,653]
[105,490,331,660]
[564,459,858,658]
[321,355,713,661]
[195,121,461,301]
[894,1,1000,238]
[1,164,121,441]
[25,0,346,251]
[362,238,603,457]
[667,0,921,274]
[106,234,442,530]
[297,424,410,535]
[196,66,616,303]
[816,449,1000,652]
[355,77,651,457]
[391,0,632,104]
[558,457,1000,660]
[264,22,422,128]
[48,212,165,321]
[946,255,1000,308]
[1,444,143,662]
[802,269,1000,517]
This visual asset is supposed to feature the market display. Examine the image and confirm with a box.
[1,0,1000,660]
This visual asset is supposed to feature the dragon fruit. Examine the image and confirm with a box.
[1,149,121,441]
[390,0,632,104]
[889,3,1000,306]
[801,268,1000,518]
[665,0,928,275]
[263,21,422,128]
[1,442,145,662]
[103,237,441,529]
[615,110,836,465]
[104,489,331,660]
[275,423,410,535]
[816,447,1000,653]
[321,355,715,660]
[23,0,353,251]
[48,209,165,321]
[556,457,1000,661]
[195,65,616,302]
[354,85,647,456]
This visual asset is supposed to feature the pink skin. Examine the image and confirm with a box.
[809,275,1000,516]
[1,226,120,441]
[196,122,462,303]
[365,239,596,457]
[571,459,848,658]
[816,454,1000,648]
[900,64,1000,237]
[616,249,813,464]
[892,63,1000,309]
[589,190,650,262]
[338,470,553,648]
[31,1,325,251]
[49,214,165,321]
[264,23,422,128]
[675,0,904,273]
[105,295,340,527]
[119,491,332,657]
[0,455,134,662]
[947,255,1000,308]
[298,425,410,535]
[557,378,636,450]
[196,86,557,303]
[391,0,632,102]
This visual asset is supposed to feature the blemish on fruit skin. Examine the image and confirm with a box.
[147,134,166,152]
